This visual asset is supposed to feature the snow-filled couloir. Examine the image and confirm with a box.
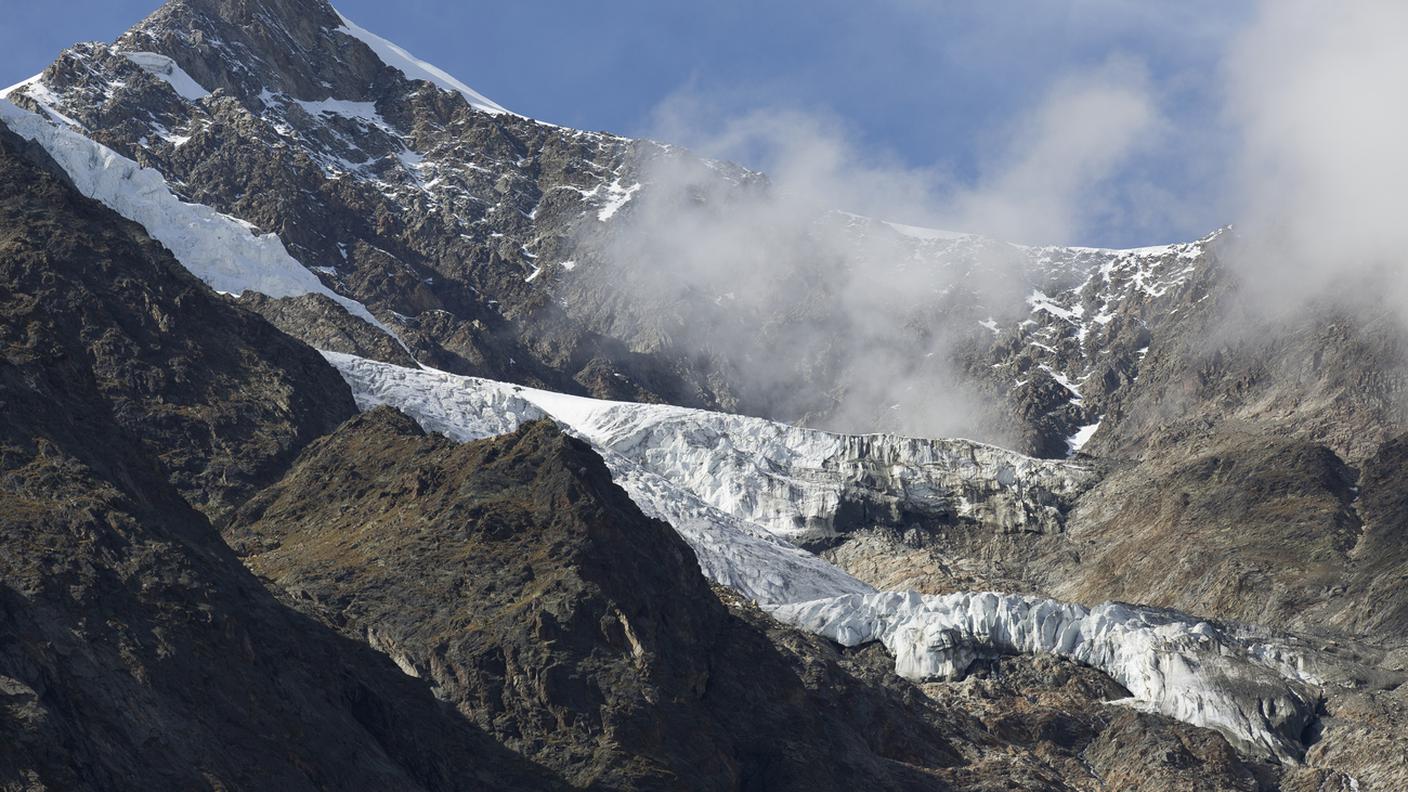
[321,351,1322,763]
[0,99,393,337]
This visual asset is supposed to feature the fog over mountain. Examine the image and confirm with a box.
[2,1,1407,789]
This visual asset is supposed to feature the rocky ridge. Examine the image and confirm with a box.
[0,122,566,791]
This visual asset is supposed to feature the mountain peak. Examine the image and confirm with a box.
[118,0,509,113]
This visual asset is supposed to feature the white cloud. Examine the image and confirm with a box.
[946,58,1160,244]
[1224,0,1408,314]
[575,57,1166,443]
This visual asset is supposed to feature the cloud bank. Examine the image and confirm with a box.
[587,60,1164,444]
[1224,0,1408,319]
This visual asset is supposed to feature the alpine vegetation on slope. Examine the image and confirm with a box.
[319,350,1325,764]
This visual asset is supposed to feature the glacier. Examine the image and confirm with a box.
[773,592,1318,763]
[321,352,1322,763]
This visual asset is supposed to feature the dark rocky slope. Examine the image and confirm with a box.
[0,122,356,521]
[0,123,567,791]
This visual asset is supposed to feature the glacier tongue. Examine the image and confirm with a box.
[320,351,1320,765]
[772,592,1318,763]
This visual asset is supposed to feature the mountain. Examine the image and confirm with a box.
[3,0,1408,788]
[1,0,1302,459]
[0,122,567,791]
[0,123,1321,791]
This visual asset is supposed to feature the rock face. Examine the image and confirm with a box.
[1057,432,1371,634]
[0,124,563,791]
[0,121,355,520]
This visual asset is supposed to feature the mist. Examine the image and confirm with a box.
[588,61,1160,443]
[1222,0,1408,322]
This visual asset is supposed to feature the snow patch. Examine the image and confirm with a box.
[123,51,210,101]
[332,7,513,117]
[1066,421,1101,456]
[295,97,389,127]
[597,179,642,221]
[3,78,83,128]
[883,220,969,241]
[0,73,42,101]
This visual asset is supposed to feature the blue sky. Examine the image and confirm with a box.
[0,0,1257,247]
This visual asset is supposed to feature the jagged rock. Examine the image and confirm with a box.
[0,121,355,520]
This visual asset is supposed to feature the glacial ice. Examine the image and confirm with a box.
[322,352,1322,763]
[773,591,1319,763]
